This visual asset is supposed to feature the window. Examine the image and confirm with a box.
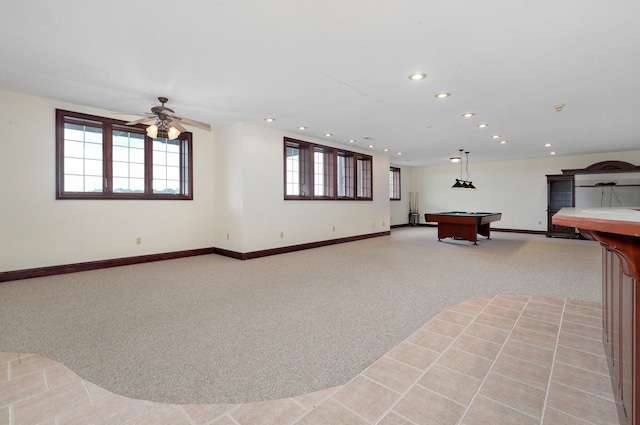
[390,167,401,200]
[356,155,373,200]
[56,109,193,199]
[284,137,372,200]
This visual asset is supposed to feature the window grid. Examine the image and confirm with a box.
[337,152,354,198]
[357,155,373,199]
[62,121,104,193]
[390,167,401,200]
[56,109,193,200]
[284,137,371,201]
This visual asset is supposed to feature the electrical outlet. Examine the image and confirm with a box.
[136,237,142,245]
[280,231,284,238]
[382,221,385,227]
[226,233,230,240]
[332,226,335,232]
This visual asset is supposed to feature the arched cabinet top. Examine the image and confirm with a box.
[562,160,640,175]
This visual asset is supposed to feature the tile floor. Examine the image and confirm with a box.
[0,295,620,425]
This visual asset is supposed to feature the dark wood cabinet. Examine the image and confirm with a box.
[546,160,640,238]
[553,208,640,425]
[546,174,575,237]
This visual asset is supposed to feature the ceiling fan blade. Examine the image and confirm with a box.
[126,116,156,125]
[174,116,212,131]
[169,120,187,133]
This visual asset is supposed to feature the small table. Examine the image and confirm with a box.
[424,211,502,244]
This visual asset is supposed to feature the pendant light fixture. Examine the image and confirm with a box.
[451,149,477,190]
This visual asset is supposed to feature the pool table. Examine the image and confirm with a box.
[424,211,502,244]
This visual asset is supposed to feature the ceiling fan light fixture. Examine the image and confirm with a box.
[167,126,181,140]
[146,124,158,139]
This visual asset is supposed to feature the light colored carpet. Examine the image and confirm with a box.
[0,228,602,404]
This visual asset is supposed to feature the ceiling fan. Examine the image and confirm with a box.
[124,96,211,140]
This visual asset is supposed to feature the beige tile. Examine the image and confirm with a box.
[515,316,560,336]
[492,354,551,390]
[474,312,516,331]
[464,297,492,308]
[561,320,602,340]
[9,354,58,379]
[551,361,615,401]
[44,364,81,389]
[521,306,562,324]
[501,339,555,368]
[463,322,510,344]
[496,294,531,303]
[331,375,400,423]
[83,381,113,402]
[377,410,416,425]
[435,309,475,326]
[132,398,167,415]
[451,334,502,361]
[12,380,91,425]
[0,353,22,363]
[558,332,606,357]
[211,415,239,425]
[182,403,236,425]
[291,386,339,410]
[530,296,565,308]
[422,318,466,338]
[566,299,601,310]
[448,301,485,316]
[563,311,602,328]
[295,398,369,425]
[479,372,545,418]
[417,364,482,406]
[392,385,465,425]
[385,341,439,370]
[436,348,493,380]
[489,297,527,311]
[461,394,539,425]
[555,345,610,376]
[0,362,7,383]
[229,397,307,425]
[57,394,140,425]
[509,326,558,351]
[542,407,596,425]
[483,304,522,320]
[126,403,192,425]
[0,405,8,425]
[405,329,454,353]
[364,356,422,394]
[546,381,619,424]
[0,370,47,406]
[564,304,602,318]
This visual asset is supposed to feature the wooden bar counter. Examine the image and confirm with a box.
[553,208,640,425]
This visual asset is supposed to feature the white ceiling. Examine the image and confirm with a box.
[1,0,639,166]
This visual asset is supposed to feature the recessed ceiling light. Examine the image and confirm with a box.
[499,140,508,144]
[462,113,475,118]
[450,157,461,163]
[477,123,488,128]
[397,152,402,155]
[544,143,553,147]
[491,135,501,139]
[550,151,557,155]
[348,139,356,143]
[264,117,275,122]
[298,126,307,130]
[324,133,333,137]
[435,93,451,98]
[383,148,389,152]
[368,144,375,148]
[408,72,427,80]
